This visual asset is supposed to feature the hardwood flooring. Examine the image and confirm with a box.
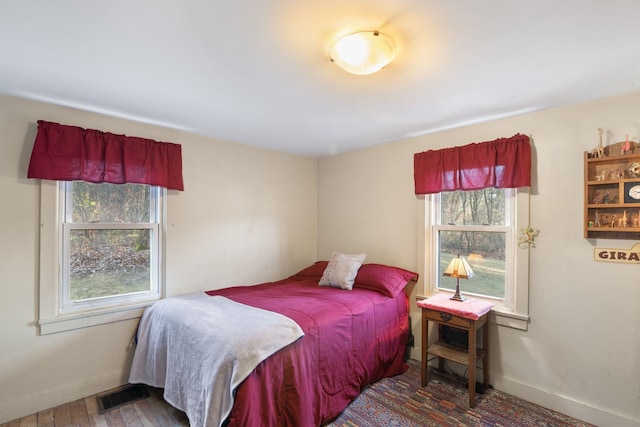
[0,386,189,427]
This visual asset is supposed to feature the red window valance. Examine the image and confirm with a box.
[414,134,531,195]
[27,120,184,191]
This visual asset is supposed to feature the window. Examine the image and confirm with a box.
[433,188,512,300]
[62,181,162,312]
[28,121,180,334]
[414,134,532,330]
[38,181,165,334]
[419,187,530,330]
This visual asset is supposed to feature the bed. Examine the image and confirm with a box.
[129,258,417,427]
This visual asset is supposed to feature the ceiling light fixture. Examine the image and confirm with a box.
[330,31,396,75]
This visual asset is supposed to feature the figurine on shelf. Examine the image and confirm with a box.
[592,191,601,204]
[594,210,601,227]
[610,215,617,228]
[612,168,625,180]
[598,168,609,181]
[628,162,640,178]
[591,128,606,158]
[618,210,628,228]
[634,211,640,228]
[621,135,632,155]
[603,191,611,204]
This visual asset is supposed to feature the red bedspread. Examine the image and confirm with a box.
[205,276,409,426]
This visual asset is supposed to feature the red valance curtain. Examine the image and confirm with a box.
[414,134,530,195]
[27,120,184,191]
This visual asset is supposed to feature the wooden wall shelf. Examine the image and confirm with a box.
[584,140,640,239]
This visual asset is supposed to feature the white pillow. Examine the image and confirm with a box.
[319,252,367,290]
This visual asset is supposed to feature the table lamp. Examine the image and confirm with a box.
[443,254,475,301]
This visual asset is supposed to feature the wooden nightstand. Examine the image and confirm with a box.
[418,294,493,408]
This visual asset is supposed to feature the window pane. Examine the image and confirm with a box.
[441,188,505,226]
[71,182,150,223]
[69,229,151,301]
[438,230,505,298]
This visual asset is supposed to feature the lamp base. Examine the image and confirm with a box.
[450,281,466,302]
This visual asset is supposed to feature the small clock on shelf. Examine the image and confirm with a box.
[623,182,640,204]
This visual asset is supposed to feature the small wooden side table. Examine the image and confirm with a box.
[417,293,493,407]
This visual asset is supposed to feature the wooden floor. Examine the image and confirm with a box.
[0,386,189,427]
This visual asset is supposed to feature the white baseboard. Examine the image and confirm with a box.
[491,373,639,427]
[0,369,128,424]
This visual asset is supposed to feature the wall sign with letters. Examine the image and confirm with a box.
[594,242,640,263]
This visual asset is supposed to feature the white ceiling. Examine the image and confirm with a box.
[2,1,640,157]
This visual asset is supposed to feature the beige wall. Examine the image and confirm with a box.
[318,91,640,427]
[0,94,318,422]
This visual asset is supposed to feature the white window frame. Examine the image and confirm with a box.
[38,180,166,334]
[418,188,531,330]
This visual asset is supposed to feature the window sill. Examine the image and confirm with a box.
[490,307,529,330]
[38,302,153,335]
[416,293,529,331]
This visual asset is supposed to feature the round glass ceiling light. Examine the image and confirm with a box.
[330,31,396,75]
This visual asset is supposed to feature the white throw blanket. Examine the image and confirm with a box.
[129,292,304,427]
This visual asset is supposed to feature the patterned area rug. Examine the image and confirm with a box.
[327,359,595,427]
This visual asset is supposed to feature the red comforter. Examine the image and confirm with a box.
[205,275,409,426]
